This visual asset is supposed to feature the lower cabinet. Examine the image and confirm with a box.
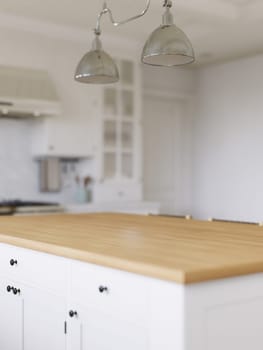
[0,280,67,350]
[0,244,182,350]
[23,286,66,350]
[0,281,24,350]
[66,304,150,350]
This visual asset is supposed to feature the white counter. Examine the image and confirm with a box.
[65,201,160,215]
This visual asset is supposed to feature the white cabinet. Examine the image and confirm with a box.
[0,281,66,350]
[2,242,263,349]
[185,274,263,350]
[0,243,68,294]
[32,116,96,158]
[94,58,142,202]
[66,201,161,215]
[0,244,67,350]
[31,83,99,158]
[0,280,24,350]
[23,286,66,350]
[67,304,149,350]
[101,60,138,181]
[0,243,183,350]
[67,260,150,350]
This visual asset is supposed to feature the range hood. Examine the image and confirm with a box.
[0,65,61,118]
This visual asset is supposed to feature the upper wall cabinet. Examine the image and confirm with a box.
[31,86,99,159]
[32,117,96,159]
[94,58,142,202]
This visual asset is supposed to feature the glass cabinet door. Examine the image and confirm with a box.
[103,153,117,180]
[104,88,117,116]
[104,121,117,149]
[121,90,134,118]
[121,122,133,150]
[102,59,137,182]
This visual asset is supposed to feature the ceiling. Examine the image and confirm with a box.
[0,0,263,65]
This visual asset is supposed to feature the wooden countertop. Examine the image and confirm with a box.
[0,213,263,284]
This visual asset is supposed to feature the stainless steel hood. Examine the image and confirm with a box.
[0,65,61,118]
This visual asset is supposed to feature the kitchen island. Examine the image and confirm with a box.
[0,213,263,350]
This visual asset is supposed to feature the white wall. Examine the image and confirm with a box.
[193,54,263,222]
[142,65,196,95]
[142,66,197,215]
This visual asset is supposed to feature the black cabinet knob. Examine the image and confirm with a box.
[99,286,108,293]
[13,288,20,295]
[69,310,78,318]
[6,286,20,295]
[10,259,18,266]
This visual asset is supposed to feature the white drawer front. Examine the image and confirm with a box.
[70,261,150,326]
[0,243,67,295]
[94,183,142,202]
[0,243,18,278]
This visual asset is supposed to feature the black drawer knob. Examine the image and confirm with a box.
[6,286,20,295]
[69,310,78,318]
[13,288,20,295]
[99,286,108,293]
[10,259,18,266]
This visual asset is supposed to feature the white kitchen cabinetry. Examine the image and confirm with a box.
[94,58,142,202]
[66,201,160,215]
[0,243,184,350]
[185,274,263,350]
[0,243,68,350]
[0,280,24,350]
[31,83,99,158]
[0,243,181,350]
[0,281,67,350]
[67,305,149,350]
[67,260,150,349]
[32,116,96,158]
[23,286,66,350]
[4,243,263,350]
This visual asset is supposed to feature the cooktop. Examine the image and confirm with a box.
[0,200,59,207]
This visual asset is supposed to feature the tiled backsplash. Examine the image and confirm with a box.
[0,119,93,204]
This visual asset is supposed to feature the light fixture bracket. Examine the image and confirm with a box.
[163,0,173,8]
[95,0,151,35]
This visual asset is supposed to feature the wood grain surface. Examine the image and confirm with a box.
[0,213,263,284]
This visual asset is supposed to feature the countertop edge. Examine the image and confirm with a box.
[184,263,263,284]
[0,234,187,284]
[2,234,263,285]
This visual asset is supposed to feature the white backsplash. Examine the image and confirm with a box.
[0,118,93,204]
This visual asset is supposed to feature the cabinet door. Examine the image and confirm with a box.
[0,282,24,350]
[67,304,150,350]
[101,58,140,185]
[23,286,66,350]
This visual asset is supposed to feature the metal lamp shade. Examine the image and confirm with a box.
[75,50,119,84]
[142,24,195,67]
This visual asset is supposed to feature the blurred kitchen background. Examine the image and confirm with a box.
[0,0,263,220]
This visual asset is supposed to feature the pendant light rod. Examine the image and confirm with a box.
[95,0,151,35]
